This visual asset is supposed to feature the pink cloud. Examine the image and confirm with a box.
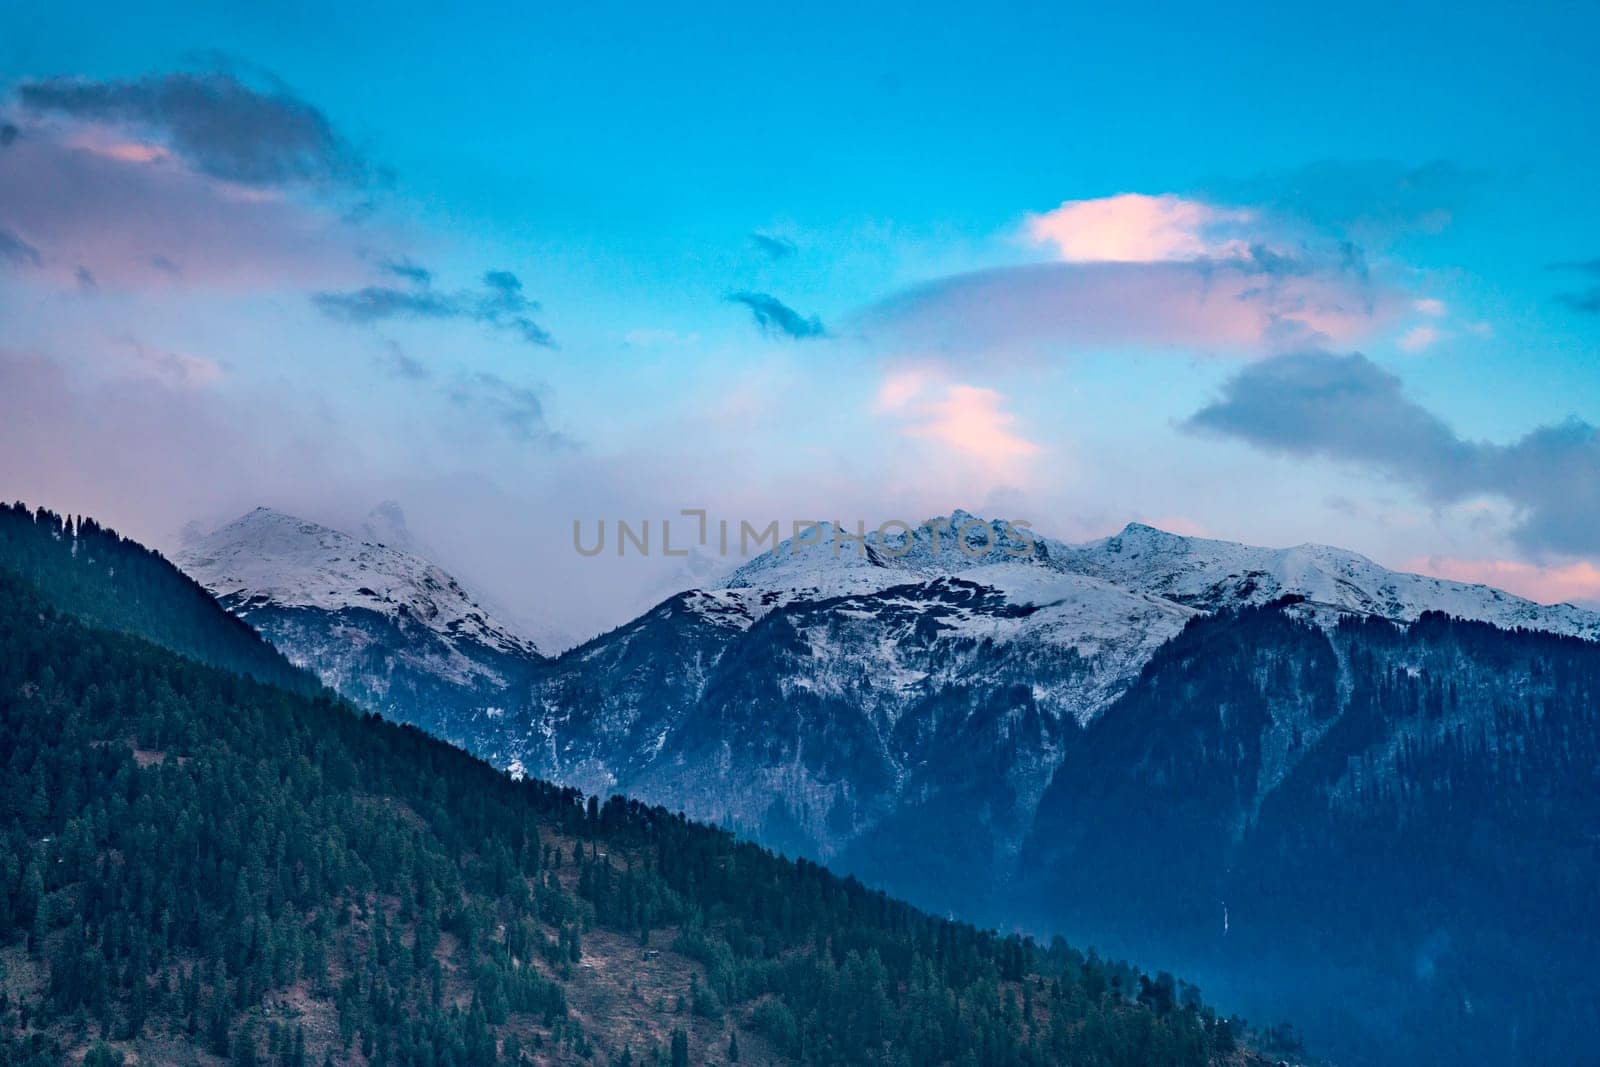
[1026,193,1253,263]
[1405,555,1600,607]
[878,371,1041,472]
[0,122,368,289]
[862,258,1396,360]
[1398,324,1443,352]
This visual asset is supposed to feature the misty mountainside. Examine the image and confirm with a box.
[177,506,549,738]
[0,503,1276,1067]
[465,517,1204,896]
[458,513,1599,911]
[1019,599,1600,1067]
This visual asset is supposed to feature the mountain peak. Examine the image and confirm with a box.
[177,507,543,658]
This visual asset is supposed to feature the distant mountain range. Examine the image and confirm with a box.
[173,504,1600,1067]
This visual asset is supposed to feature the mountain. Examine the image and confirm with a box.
[1060,521,1600,638]
[460,513,1600,912]
[0,502,315,695]
[0,504,1273,1067]
[177,506,548,737]
[464,515,1202,915]
[1019,600,1600,1067]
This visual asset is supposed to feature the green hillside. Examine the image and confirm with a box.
[0,503,316,696]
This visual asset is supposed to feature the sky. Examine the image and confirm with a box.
[3,1,1600,640]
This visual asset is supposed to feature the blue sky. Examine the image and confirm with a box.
[3,1,1599,634]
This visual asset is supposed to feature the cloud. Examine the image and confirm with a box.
[726,290,826,340]
[375,341,431,381]
[876,369,1041,472]
[379,257,432,284]
[861,253,1394,360]
[1397,324,1443,352]
[857,187,1435,362]
[1405,555,1600,608]
[15,71,367,188]
[445,372,569,447]
[314,269,555,347]
[750,232,797,260]
[1550,260,1600,312]
[1558,290,1600,314]
[1185,350,1600,556]
[1025,193,1254,263]
[122,340,224,388]
[314,286,459,321]
[1207,160,1477,243]
[0,227,41,267]
[0,114,368,287]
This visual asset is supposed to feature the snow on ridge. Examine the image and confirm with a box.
[702,510,1599,643]
[176,506,543,657]
[1069,521,1600,641]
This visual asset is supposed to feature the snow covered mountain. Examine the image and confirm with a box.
[1060,521,1600,638]
[177,506,547,735]
[178,504,1600,921]
[455,510,1599,911]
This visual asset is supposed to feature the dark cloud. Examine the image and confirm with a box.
[727,290,826,340]
[313,269,555,348]
[750,232,797,260]
[74,266,97,291]
[482,270,523,299]
[1551,260,1600,313]
[1186,350,1600,556]
[15,71,367,188]
[0,123,17,147]
[150,255,183,278]
[479,270,553,346]
[0,228,41,268]
[1557,289,1600,314]
[379,257,432,285]
[1208,159,1479,242]
[314,286,459,321]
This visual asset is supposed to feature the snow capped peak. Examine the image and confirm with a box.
[707,509,1599,641]
[176,507,543,658]
[716,511,1054,599]
[1068,522,1600,640]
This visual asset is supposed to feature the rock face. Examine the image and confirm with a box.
[177,506,546,737]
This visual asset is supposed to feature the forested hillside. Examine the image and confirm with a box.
[0,508,1270,1066]
[1023,599,1600,1067]
[0,504,314,695]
